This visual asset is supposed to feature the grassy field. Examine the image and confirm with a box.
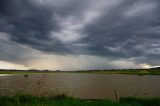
[0,69,160,75]
[0,94,160,106]
[89,70,160,75]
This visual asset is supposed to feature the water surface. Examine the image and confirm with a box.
[0,73,160,100]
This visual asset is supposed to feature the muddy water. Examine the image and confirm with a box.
[0,73,160,100]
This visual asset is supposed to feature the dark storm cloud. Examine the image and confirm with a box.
[0,0,61,52]
[0,0,93,54]
[83,0,160,59]
[0,0,160,66]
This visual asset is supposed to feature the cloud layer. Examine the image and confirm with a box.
[0,0,160,70]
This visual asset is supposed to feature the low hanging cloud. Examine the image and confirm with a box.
[0,0,160,70]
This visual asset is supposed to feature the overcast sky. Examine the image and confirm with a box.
[0,0,160,70]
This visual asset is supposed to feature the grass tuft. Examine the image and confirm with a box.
[0,94,160,106]
[120,97,160,106]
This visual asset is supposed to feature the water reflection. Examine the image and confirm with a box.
[0,74,13,76]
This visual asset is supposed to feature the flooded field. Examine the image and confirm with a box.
[0,73,160,100]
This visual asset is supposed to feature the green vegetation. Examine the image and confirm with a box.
[0,69,160,75]
[120,97,160,106]
[0,94,160,106]
[87,70,160,75]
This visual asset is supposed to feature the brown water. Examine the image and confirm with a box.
[0,73,160,100]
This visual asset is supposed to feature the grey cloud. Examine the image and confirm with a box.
[0,0,160,68]
[0,33,37,63]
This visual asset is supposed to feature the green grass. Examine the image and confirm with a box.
[93,70,160,75]
[120,97,160,106]
[0,70,160,75]
[0,94,160,106]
